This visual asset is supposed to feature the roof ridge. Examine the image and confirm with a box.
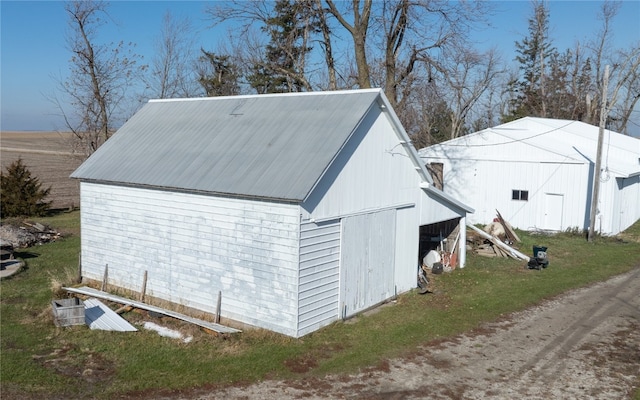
[148,88,383,103]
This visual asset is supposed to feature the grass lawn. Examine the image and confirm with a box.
[2,211,640,399]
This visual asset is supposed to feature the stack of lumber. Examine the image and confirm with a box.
[475,239,513,258]
[467,211,529,261]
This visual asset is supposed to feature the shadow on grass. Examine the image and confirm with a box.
[13,250,40,259]
[46,207,78,217]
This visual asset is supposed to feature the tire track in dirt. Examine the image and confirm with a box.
[507,268,640,399]
[518,268,640,375]
[176,268,640,400]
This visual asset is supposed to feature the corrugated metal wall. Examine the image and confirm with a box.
[612,175,640,235]
[432,157,589,232]
[297,219,341,337]
[79,182,302,336]
[419,118,640,235]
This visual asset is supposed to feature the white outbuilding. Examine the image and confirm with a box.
[419,117,640,235]
[71,89,471,337]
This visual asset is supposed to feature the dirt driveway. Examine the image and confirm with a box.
[177,267,640,399]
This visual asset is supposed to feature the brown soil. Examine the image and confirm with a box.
[1,131,84,209]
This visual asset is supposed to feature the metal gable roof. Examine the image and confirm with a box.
[420,117,640,178]
[498,118,640,178]
[71,90,384,201]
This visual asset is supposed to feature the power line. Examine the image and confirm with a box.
[441,120,577,147]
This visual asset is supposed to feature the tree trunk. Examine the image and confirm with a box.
[315,0,337,90]
[325,0,372,89]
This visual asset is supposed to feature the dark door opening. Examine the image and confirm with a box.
[418,218,460,263]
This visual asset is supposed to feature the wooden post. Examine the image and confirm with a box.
[101,264,108,291]
[76,251,82,284]
[139,270,148,302]
[215,291,221,323]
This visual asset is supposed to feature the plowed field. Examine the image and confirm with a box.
[1,131,84,209]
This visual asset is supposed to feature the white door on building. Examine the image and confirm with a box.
[543,193,564,231]
[340,209,396,318]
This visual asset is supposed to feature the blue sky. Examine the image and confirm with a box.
[1,0,639,132]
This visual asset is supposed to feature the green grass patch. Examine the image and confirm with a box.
[2,212,639,398]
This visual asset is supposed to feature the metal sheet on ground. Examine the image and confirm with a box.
[84,297,138,332]
[64,286,241,334]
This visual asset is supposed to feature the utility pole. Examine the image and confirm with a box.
[588,65,609,242]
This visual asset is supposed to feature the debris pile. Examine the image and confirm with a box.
[467,210,529,261]
[0,221,62,248]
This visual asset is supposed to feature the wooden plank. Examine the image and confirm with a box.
[485,240,506,257]
[467,224,530,261]
[63,286,241,334]
[476,248,498,257]
[496,210,521,243]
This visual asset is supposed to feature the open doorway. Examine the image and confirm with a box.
[418,218,460,263]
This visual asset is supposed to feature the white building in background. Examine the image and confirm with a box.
[419,117,640,235]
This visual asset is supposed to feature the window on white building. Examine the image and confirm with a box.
[512,189,528,201]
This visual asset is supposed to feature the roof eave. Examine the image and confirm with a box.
[75,178,303,204]
[420,182,475,213]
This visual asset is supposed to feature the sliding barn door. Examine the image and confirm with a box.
[340,210,396,318]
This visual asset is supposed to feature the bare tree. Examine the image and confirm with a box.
[611,46,640,134]
[601,46,640,134]
[57,0,145,156]
[325,0,491,108]
[586,1,640,133]
[440,47,503,139]
[399,76,454,149]
[564,43,593,122]
[206,0,321,93]
[146,11,197,99]
[313,0,338,90]
[324,0,372,90]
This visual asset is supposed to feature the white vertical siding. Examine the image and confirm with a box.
[623,175,640,233]
[431,157,589,231]
[297,219,341,337]
[299,107,437,317]
[418,189,465,226]
[303,107,421,220]
[394,206,419,292]
[340,210,396,317]
[79,182,301,336]
[611,176,640,235]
